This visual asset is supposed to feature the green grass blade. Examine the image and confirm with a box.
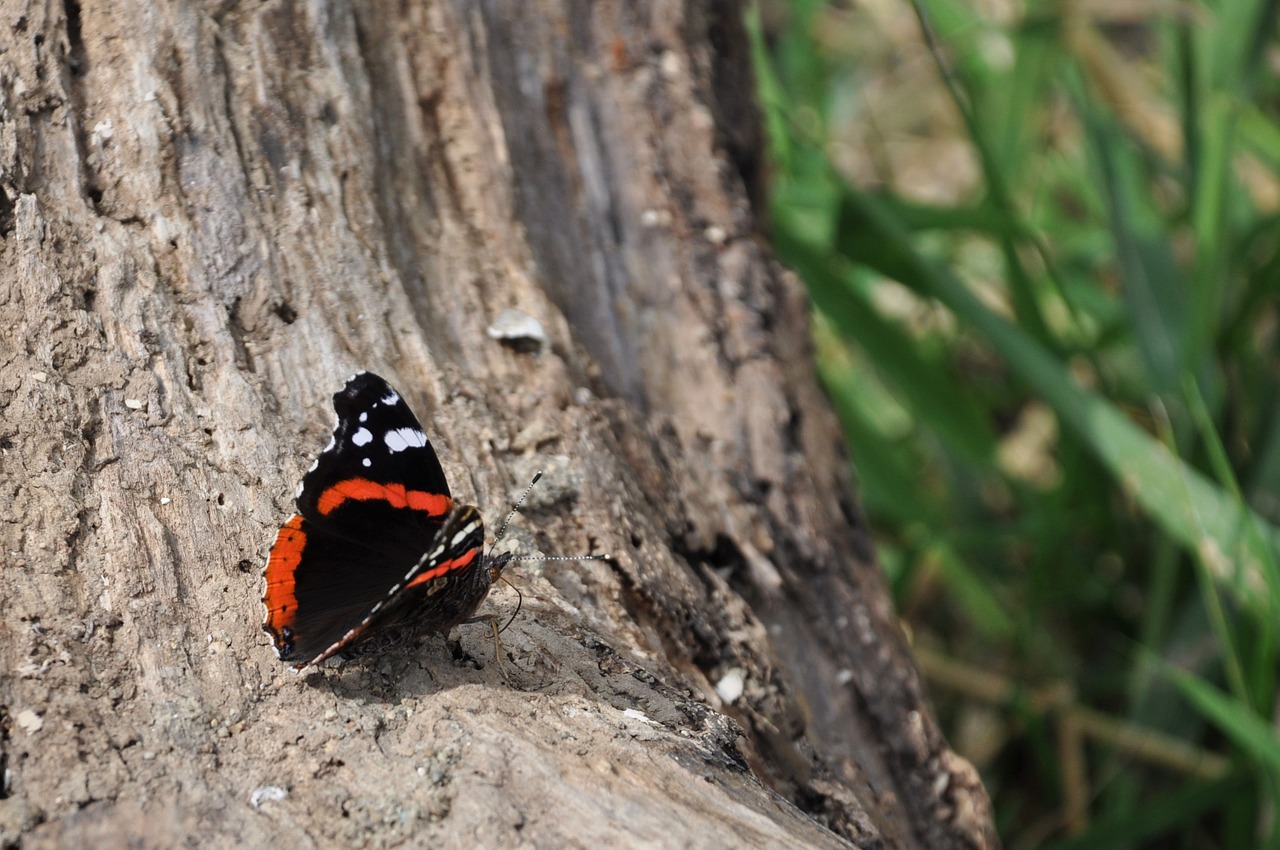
[1169,666,1280,775]
[1081,102,1189,397]
[1041,770,1252,850]
[834,188,1280,613]
[814,321,937,525]
[776,214,998,466]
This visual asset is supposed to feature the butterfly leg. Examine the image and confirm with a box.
[488,618,507,677]
[456,614,509,678]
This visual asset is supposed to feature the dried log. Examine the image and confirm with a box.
[0,2,997,848]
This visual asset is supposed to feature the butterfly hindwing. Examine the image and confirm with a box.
[305,505,493,666]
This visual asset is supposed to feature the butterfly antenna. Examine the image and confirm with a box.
[503,553,612,563]
[490,470,612,567]
[492,471,542,547]
[486,472,610,639]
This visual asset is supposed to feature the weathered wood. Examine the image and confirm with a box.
[0,1,997,848]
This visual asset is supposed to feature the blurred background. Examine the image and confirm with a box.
[750,1,1280,847]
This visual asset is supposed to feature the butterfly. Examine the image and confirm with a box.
[262,372,515,669]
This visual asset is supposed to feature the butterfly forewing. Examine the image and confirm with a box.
[296,372,452,526]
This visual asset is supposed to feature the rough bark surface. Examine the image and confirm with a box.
[0,1,998,848]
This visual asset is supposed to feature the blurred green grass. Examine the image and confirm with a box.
[749,1,1280,847]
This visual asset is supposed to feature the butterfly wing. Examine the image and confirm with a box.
[302,504,494,667]
[262,372,461,667]
[296,371,452,524]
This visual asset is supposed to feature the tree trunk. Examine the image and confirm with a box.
[0,1,997,848]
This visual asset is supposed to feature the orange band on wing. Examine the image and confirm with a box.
[406,547,479,588]
[263,514,306,630]
[316,478,452,518]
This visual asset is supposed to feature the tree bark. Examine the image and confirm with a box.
[0,1,997,848]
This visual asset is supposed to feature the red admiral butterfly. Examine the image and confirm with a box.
[263,371,559,670]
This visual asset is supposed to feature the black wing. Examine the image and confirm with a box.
[264,372,463,666]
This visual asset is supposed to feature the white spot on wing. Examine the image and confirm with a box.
[352,428,373,447]
[362,458,371,467]
[381,390,400,406]
[359,412,368,423]
[384,428,427,453]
